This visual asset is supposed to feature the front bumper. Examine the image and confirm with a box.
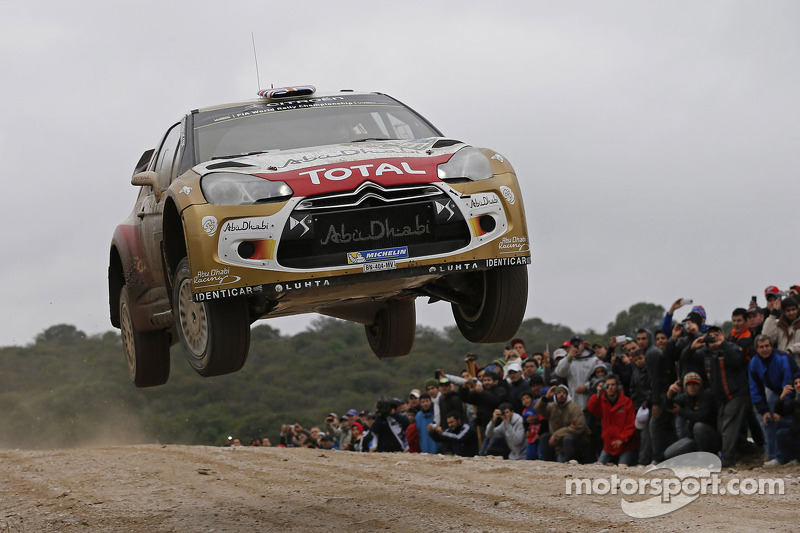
[181,174,530,303]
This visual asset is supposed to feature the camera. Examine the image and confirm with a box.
[703,335,715,345]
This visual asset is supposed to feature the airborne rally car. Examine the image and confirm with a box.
[109,86,530,387]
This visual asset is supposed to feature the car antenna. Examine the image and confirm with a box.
[251,33,263,92]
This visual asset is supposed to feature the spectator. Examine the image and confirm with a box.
[424,378,442,425]
[408,389,421,411]
[729,308,755,360]
[748,306,765,337]
[688,326,754,467]
[529,374,545,400]
[675,311,706,380]
[585,360,609,393]
[535,384,591,463]
[627,348,653,464]
[662,297,707,334]
[429,411,479,457]
[592,343,608,363]
[415,393,441,455]
[505,362,532,413]
[554,336,598,410]
[369,399,410,452]
[522,407,543,460]
[654,330,669,351]
[641,327,675,463]
[326,415,353,451]
[437,378,464,422]
[510,338,528,360]
[318,433,338,450]
[763,296,800,365]
[522,358,539,381]
[459,369,509,450]
[774,374,800,465]
[485,402,526,460]
[351,421,370,452]
[587,373,638,466]
[748,334,793,466]
[663,372,720,459]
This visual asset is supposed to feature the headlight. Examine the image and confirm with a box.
[201,173,293,205]
[436,147,493,182]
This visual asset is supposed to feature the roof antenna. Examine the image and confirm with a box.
[251,33,262,92]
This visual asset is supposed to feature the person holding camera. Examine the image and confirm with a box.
[587,374,638,466]
[368,398,410,453]
[485,402,526,460]
[663,372,720,459]
[459,369,509,452]
[688,325,753,467]
[773,373,800,465]
[429,411,479,457]
[534,384,590,463]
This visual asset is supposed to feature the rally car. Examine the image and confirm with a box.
[109,86,530,387]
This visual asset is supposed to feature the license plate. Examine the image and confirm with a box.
[363,260,397,273]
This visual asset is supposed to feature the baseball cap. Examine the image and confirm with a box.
[522,408,536,418]
[553,348,568,360]
[409,389,421,399]
[346,409,358,416]
[570,335,583,344]
[691,305,706,319]
[438,377,451,385]
[746,306,761,316]
[505,362,523,373]
[684,372,702,386]
[765,285,782,298]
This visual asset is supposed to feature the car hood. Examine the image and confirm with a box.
[194,138,467,196]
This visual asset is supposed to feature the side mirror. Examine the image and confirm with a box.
[131,171,162,198]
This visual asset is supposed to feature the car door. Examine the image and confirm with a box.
[139,122,183,285]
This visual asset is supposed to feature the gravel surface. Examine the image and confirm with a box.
[0,445,795,532]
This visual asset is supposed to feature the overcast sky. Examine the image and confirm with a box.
[2,1,798,347]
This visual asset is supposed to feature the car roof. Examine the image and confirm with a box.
[192,89,384,114]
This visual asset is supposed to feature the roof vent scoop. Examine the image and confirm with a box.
[257,85,316,100]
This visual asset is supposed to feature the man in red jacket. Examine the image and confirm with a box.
[587,373,638,466]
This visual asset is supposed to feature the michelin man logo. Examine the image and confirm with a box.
[202,216,218,237]
[499,186,515,205]
[347,252,366,264]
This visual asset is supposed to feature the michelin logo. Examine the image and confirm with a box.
[347,246,408,264]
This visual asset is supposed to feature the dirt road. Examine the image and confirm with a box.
[0,445,795,532]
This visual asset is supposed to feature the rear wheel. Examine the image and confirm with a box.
[451,265,528,343]
[119,285,170,387]
[365,299,416,358]
[173,258,250,376]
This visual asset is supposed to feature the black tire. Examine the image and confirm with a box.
[119,285,170,387]
[172,258,250,377]
[451,265,528,343]
[365,299,416,358]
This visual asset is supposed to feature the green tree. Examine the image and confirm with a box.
[35,324,87,344]
[605,302,665,337]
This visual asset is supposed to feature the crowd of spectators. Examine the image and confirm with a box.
[228,287,800,469]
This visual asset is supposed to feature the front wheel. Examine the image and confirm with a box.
[365,299,416,358]
[451,265,528,343]
[119,285,170,387]
[172,258,250,377]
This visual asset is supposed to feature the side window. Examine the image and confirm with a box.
[153,123,182,190]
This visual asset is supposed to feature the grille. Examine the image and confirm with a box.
[277,184,470,268]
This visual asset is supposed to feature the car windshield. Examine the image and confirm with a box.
[192,93,442,162]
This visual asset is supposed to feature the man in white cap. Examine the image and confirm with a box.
[505,361,532,413]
